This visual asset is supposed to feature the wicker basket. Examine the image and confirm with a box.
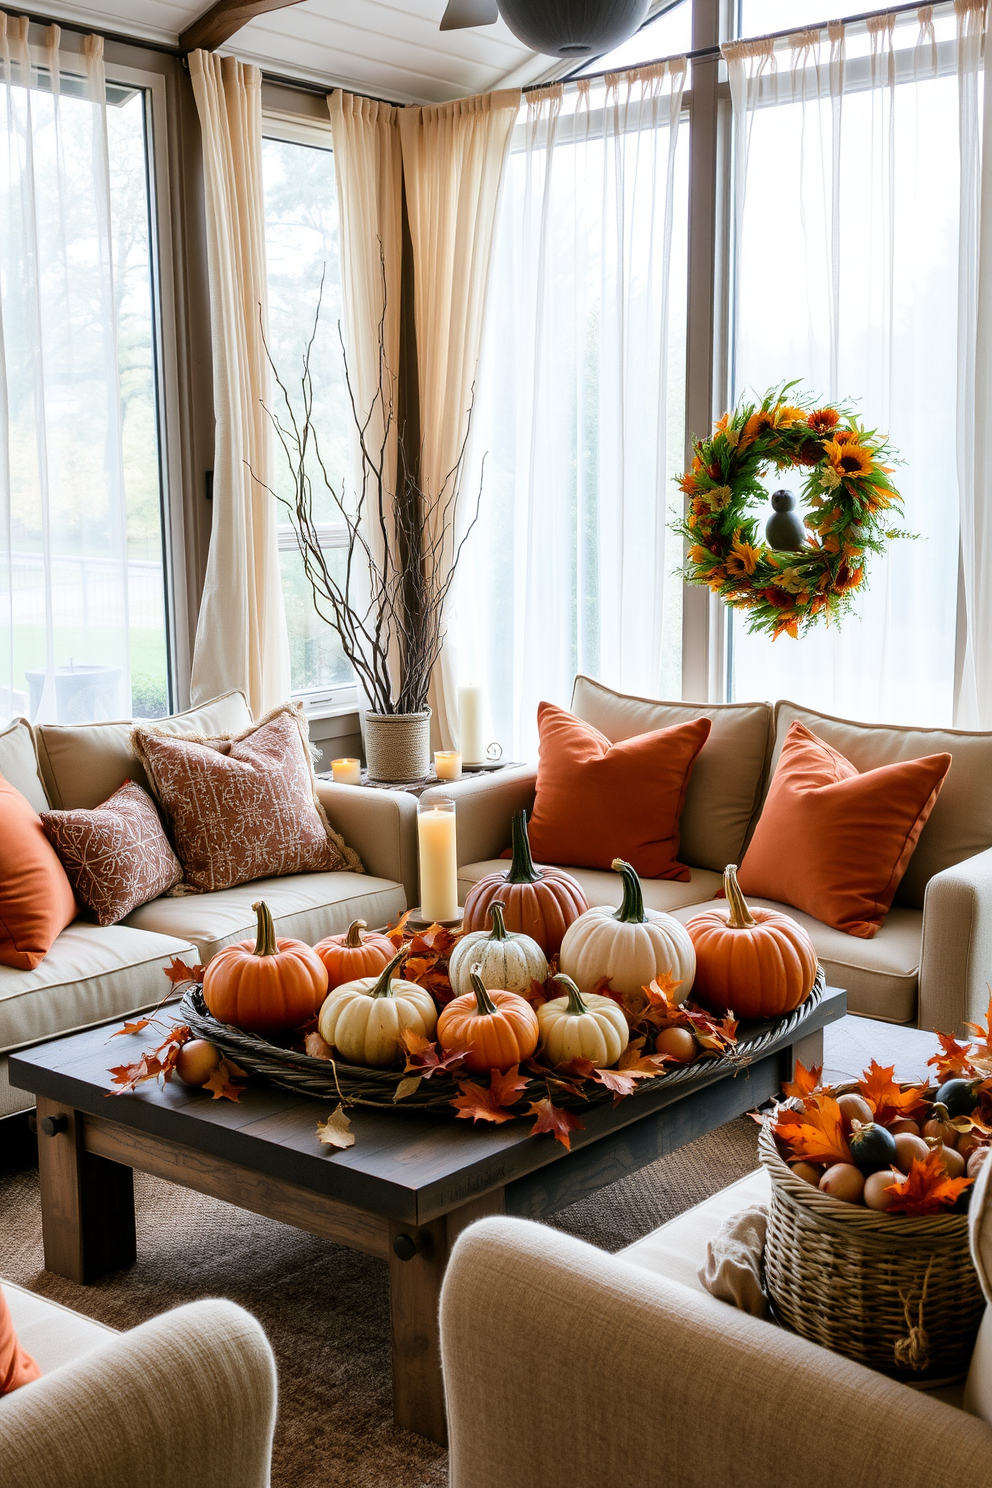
[759,1119,984,1385]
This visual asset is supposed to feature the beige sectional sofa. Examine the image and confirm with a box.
[0,690,418,1121]
[422,675,992,1035]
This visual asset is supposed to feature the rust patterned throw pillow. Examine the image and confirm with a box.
[42,780,182,926]
[131,703,362,894]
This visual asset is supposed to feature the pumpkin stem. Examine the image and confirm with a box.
[371,947,408,999]
[611,859,646,924]
[552,972,589,1017]
[506,810,541,885]
[252,901,279,957]
[724,865,757,930]
[345,919,367,948]
[469,962,500,1016]
[488,901,509,941]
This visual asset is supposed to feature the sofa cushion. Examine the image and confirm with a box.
[570,675,772,873]
[671,897,923,1024]
[124,871,406,962]
[34,690,253,811]
[458,859,724,916]
[3,1282,116,1375]
[0,719,49,813]
[773,701,992,910]
[0,922,198,1117]
[0,775,77,970]
[42,782,182,926]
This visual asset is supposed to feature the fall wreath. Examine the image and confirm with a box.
[676,383,911,640]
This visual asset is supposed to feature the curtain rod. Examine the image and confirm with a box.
[532,0,960,93]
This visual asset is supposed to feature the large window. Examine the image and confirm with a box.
[261,121,357,713]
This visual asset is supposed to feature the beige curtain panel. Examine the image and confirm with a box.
[398,90,520,749]
[188,50,291,719]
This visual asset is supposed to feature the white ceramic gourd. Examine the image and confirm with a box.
[447,901,548,998]
[559,859,695,1002]
[317,949,437,1067]
[537,973,629,1069]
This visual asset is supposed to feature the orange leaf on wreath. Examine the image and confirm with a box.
[857,1060,928,1126]
[928,1033,977,1083]
[451,1066,528,1124]
[885,1149,972,1216]
[401,1028,473,1079]
[617,1036,670,1076]
[527,1098,584,1150]
[774,1095,851,1166]
[202,1057,248,1103]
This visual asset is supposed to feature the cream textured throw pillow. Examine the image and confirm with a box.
[131,703,362,894]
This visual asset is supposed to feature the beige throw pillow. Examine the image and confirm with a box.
[132,703,363,894]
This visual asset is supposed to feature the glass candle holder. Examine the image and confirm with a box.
[434,750,462,782]
[331,758,362,785]
[418,797,458,923]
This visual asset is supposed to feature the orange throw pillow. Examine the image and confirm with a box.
[737,721,951,938]
[527,702,711,879]
[1,1287,42,1394]
[0,772,76,969]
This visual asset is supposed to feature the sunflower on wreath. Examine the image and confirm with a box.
[675,382,914,640]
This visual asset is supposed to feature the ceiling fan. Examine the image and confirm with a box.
[439,0,654,59]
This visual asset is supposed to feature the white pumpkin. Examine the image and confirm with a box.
[538,974,629,1069]
[447,901,548,998]
[559,859,695,1002]
[317,949,437,1067]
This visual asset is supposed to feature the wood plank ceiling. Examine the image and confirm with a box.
[31,0,552,102]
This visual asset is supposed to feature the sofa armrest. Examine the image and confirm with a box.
[919,845,992,1036]
[420,766,538,866]
[440,1217,992,1488]
[0,1299,276,1488]
[316,781,419,908]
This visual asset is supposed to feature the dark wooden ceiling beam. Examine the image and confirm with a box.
[180,0,309,52]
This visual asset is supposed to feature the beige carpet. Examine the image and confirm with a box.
[0,1117,759,1487]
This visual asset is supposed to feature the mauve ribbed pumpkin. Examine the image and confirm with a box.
[203,901,328,1037]
[462,809,588,957]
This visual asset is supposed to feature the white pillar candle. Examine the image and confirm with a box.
[331,758,362,785]
[418,799,458,923]
[459,684,485,767]
[434,750,462,782]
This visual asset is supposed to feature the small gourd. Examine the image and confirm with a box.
[559,859,695,1001]
[437,963,539,1073]
[447,901,548,998]
[203,901,328,1038]
[934,1077,983,1118]
[537,973,629,1069]
[848,1120,898,1176]
[313,919,396,990]
[317,949,437,1068]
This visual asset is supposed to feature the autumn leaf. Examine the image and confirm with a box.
[202,1057,248,1102]
[155,1025,191,1051]
[305,1032,332,1061]
[316,1103,355,1150]
[107,1053,163,1093]
[451,1066,529,1124]
[110,1018,151,1038]
[774,1095,851,1165]
[526,1098,584,1151]
[386,910,413,947]
[783,1060,823,1103]
[928,1033,977,1082]
[617,1037,670,1076]
[857,1061,927,1126]
[965,993,992,1065]
[163,957,204,986]
[394,1076,422,1102]
[556,1054,655,1101]
[400,1028,473,1079]
[683,1007,739,1055]
[885,1149,972,1216]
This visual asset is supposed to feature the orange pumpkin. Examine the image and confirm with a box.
[437,963,540,1072]
[685,864,818,1019]
[203,901,328,1037]
[462,809,588,957]
[314,919,395,990]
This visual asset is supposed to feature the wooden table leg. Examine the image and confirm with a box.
[785,1027,824,1084]
[389,1189,504,1444]
[36,1098,136,1284]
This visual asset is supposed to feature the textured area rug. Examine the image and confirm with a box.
[0,1117,758,1487]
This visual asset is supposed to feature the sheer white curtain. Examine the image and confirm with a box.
[0,18,132,725]
[724,10,964,725]
[452,64,689,760]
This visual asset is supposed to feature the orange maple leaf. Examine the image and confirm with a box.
[107,1053,163,1093]
[857,1061,927,1126]
[617,1036,669,1076]
[774,1095,851,1165]
[526,1098,584,1151]
[163,957,204,987]
[965,993,992,1064]
[927,1033,977,1083]
[554,1057,647,1102]
[400,1028,473,1079]
[783,1060,823,1103]
[451,1066,528,1124]
[202,1057,248,1102]
[386,910,413,948]
[885,1149,973,1216]
[110,1018,152,1039]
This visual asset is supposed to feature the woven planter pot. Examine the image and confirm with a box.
[758,1118,984,1385]
[363,709,431,782]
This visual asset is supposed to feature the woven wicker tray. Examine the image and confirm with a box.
[179,970,825,1114]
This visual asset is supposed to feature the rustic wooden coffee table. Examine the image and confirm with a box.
[9,985,844,1444]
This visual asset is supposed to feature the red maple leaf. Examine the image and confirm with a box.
[526,1097,584,1150]
[110,1018,151,1038]
[400,1028,473,1079]
[163,957,204,986]
[927,1033,977,1082]
[857,1061,927,1126]
[783,1060,823,1103]
[202,1057,248,1102]
[885,1149,973,1216]
[107,1053,163,1094]
[451,1066,528,1123]
[774,1095,851,1165]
